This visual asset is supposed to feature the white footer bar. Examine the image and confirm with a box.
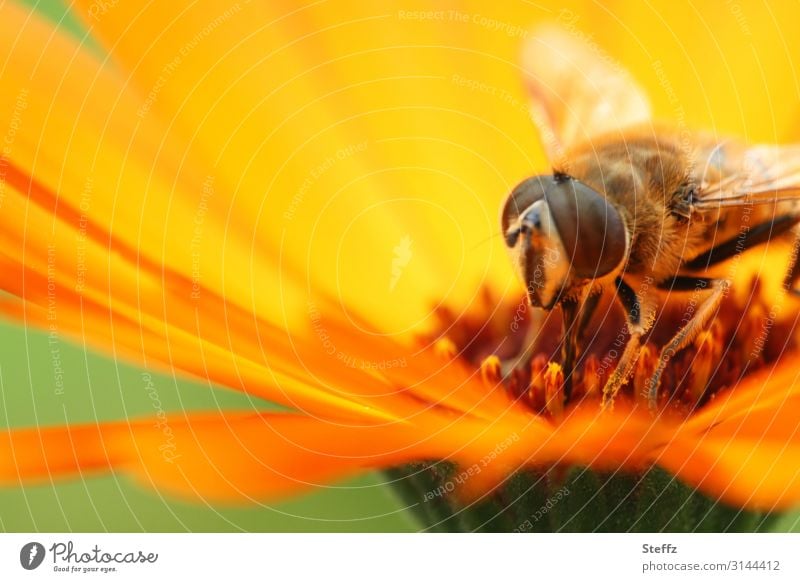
[0,533,796,581]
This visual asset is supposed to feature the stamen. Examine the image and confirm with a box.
[633,344,657,407]
[428,279,797,417]
[544,362,565,418]
[580,354,601,399]
[434,337,458,360]
[528,354,548,411]
[480,355,502,387]
[508,367,527,401]
[737,302,766,365]
[687,328,722,405]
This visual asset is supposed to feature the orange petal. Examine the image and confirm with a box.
[70,0,537,334]
[0,163,449,420]
[0,409,549,502]
[658,359,800,510]
[0,3,296,327]
[659,432,800,512]
[685,357,800,434]
[0,237,405,423]
[0,413,413,501]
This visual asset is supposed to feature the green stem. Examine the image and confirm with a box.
[386,462,782,532]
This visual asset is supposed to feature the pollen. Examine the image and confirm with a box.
[434,337,458,360]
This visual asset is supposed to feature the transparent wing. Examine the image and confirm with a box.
[521,26,651,165]
[692,141,800,211]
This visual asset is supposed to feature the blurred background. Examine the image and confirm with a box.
[0,0,416,532]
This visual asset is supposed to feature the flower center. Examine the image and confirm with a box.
[429,282,799,418]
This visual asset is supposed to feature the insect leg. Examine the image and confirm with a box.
[782,226,800,293]
[601,278,646,410]
[657,275,714,291]
[646,278,731,411]
[683,213,800,271]
[577,289,602,343]
[560,299,581,402]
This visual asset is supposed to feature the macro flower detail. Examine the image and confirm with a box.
[1,1,800,533]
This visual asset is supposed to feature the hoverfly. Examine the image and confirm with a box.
[503,27,800,410]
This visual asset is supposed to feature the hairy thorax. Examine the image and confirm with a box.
[559,130,710,283]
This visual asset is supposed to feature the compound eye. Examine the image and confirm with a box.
[501,175,549,247]
[545,178,627,278]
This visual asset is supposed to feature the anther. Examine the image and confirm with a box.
[434,337,458,360]
[527,354,548,411]
[544,362,565,418]
[688,328,722,405]
[480,355,503,387]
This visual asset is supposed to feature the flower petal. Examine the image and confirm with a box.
[0,410,549,502]
[0,178,412,421]
[0,2,298,327]
[659,433,800,512]
[659,360,800,511]
[70,0,542,333]
[0,413,411,501]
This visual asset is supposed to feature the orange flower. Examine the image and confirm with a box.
[1,0,800,521]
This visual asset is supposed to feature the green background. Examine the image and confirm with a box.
[0,1,415,532]
[0,321,415,532]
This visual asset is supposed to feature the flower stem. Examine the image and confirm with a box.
[385,463,782,532]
